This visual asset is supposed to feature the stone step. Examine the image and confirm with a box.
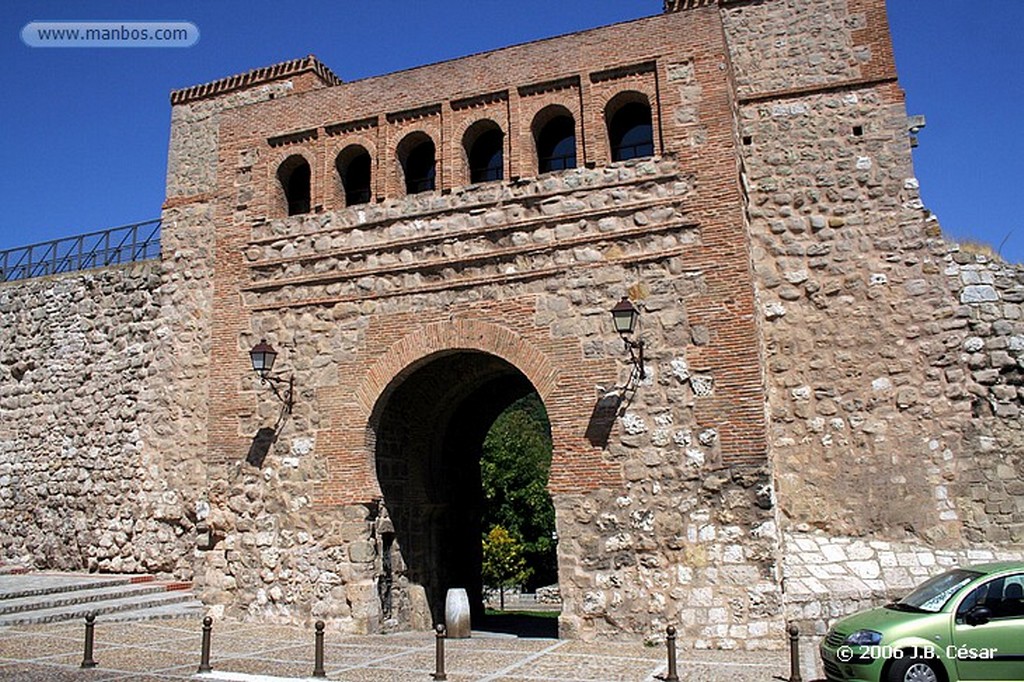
[0,564,31,576]
[93,599,205,623]
[0,580,185,617]
[0,571,202,626]
[0,572,155,601]
[0,588,200,626]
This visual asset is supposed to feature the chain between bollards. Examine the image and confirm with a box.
[80,613,97,669]
[788,624,803,682]
[312,620,326,678]
[661,625,680,682]
[431,623,447,680]
[197,616,213,674]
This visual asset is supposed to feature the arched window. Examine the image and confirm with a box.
[608,99,654,161]
[465,124,504,183]
[336,145,372,206]
[278,155,311,216]
[534,108,577,174]
[398,133,436,194]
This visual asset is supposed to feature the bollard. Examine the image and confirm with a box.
[312,620,326,678]
[788,624,803,682]
[80,613,98,669]
[431,623,448,681]
[197,616,213,674]
[662,625,680,682]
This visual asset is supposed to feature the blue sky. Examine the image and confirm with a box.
[1,1,1021,263]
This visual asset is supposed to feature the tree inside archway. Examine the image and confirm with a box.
[481,526,531,610]
[480,393,557,592]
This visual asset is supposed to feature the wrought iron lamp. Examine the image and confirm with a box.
[610,297,645,380]
[249,339,294,412]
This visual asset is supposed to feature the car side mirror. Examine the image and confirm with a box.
[965,606,992,626]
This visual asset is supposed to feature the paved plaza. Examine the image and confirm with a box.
[0,616,796,682]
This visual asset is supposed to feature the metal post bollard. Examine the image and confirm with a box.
[662,625,680,682]
[312,620,326,678]
[81,613,98,669]
[788,624,803,682]
[197,616,213,673]
[432,623,448,681]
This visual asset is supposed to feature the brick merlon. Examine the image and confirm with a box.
[169,54,342,105]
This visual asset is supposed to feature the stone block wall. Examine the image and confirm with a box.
[722,0,1024,670]
[136,57,345,585]
[729,0,1023,557]
[947,254,1024,544]
[0,264,191,575]
[739,80,960,541]
[723,0,895,98]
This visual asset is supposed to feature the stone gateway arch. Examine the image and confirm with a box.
[2,0,1022,653]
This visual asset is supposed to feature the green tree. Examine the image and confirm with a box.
[480,393,557,590]
[481,525,533,610]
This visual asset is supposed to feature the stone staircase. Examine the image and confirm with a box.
[0,569,204,626]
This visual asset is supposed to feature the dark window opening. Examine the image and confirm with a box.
[338,149,372,206]
[853,125,864,137]
[403,139,436,194]
[609,102,654,161]
[743,135,753,146]
[278,156,311,216]
[536,116,576,173]
[469,129,504,183]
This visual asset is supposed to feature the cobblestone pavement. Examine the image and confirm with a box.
[0,617,796,681]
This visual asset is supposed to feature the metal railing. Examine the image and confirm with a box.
[0,219,161,283]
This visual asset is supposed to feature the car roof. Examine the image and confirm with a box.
[965,561,1024,575]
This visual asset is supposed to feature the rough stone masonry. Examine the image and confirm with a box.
[1,0,1022,658]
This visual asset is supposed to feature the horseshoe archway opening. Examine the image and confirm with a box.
[371,350,554,631]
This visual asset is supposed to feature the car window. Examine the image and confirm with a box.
[957,578,1001,621]
[995,574,1024,619]
[956,574,1024,621]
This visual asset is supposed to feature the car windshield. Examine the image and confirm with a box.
[896,569,983,613]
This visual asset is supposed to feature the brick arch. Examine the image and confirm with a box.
[590,83,661,165]
[360,323,569,627]
[332,140,375,209]
[268,147,317,217]
[355,319,558,420]
[530,104,580,174]
[460,118,505,185]
[601,89,652,121]
[455,116,502,149]
[329,135,377,165]
[394,129,438,196]
[345,315,621,498]
[602,90,656,162]
[325,135,377,209]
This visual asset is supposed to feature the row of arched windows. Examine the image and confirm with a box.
[278,97,654,217]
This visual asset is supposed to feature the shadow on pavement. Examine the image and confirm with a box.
[475,611,559,638]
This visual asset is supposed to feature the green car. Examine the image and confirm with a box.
[819,562,1024,682]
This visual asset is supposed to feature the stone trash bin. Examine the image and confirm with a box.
[445,588,471,638]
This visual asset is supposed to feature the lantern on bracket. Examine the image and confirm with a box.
[609,297,645,380]
[249,339,294,412]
